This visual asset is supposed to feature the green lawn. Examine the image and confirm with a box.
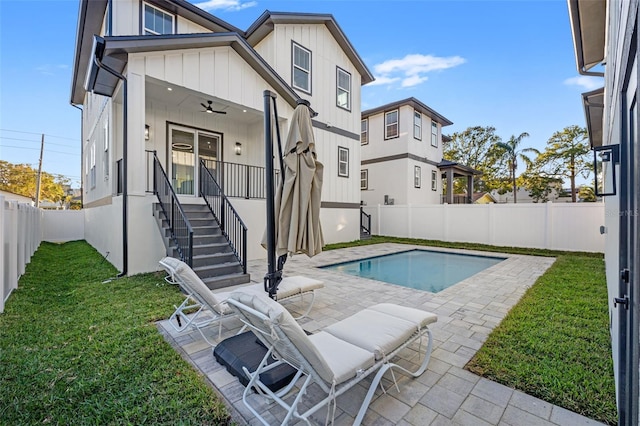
[326,236,617,425]
[0,241,231,425]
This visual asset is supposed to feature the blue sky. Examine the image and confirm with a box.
[0,0,600,189]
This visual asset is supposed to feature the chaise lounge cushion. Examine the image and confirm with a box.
[230,290,373,385]
[162,257,233,315]
[324,304,438,360]
[275,276,324,299]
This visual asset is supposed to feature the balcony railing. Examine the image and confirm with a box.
[201,159,269,199]
[360,207,371,236]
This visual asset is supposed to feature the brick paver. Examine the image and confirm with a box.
[157,243,607,425]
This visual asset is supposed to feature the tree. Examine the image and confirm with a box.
[518,171,563,203]
[537,126,591,202]
[0,161,69,204]
[495,132,536,203]
[578,186,597,202]
[443,126,507,193]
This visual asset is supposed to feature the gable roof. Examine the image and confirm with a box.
[82,32,301,108]
[244,11,374,85]
[71,2,374,105]
[362,97,453,127]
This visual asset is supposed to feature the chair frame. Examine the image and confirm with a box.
[226,296,434,426]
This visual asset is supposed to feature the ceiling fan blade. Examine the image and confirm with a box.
[200,103,207,109]
[212,110,227,115]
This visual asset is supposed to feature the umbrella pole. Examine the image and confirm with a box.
[263,90,281,299]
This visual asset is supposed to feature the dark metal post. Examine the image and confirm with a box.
[263,90,278,298]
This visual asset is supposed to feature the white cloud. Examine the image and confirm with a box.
[35,64,69,76]
[564,75,602,90]
[193,0,256,12]
[371,53,465,88]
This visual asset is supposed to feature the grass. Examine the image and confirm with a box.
[0,241,231,425]
[325,236,617,425]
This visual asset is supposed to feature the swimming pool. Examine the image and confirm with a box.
[320,249,506,293]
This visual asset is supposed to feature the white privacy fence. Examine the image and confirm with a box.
[1,196,43,313]
[363,202,605,253]
[1,196,86,313]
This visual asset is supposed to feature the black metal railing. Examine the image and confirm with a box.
[200,160,247,274]
[360,207,371,236]
[201,159,269,199]
[152,152,194,266]
[441,194,472,204]
[116,159,123,195]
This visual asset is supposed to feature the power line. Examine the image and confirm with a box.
[1,144,80,156]
[0,128,78,141]
[0,136,77,148]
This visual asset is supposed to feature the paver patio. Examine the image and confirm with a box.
[157,243,605,425]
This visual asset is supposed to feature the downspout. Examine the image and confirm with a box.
[93,55,128,277]
[70,103,83,208]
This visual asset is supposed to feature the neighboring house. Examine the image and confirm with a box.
[0,190,33,205]
[360,98,456,206]
[569,0,638,422]
[70,0,374,285]
[472,192,498,204]
[360,98,480,206]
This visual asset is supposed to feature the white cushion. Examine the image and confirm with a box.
[229,291,337,384]
[275,276,324,299]
[160,257,233,315]
[368,303,438,328]
[324,309,417,360]
[308,331,375,384]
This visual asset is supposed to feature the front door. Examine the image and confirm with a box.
[170,125,221,196]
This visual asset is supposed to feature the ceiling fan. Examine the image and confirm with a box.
[200,100,227,115]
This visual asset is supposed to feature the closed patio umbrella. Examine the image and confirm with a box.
[263,94,324,298]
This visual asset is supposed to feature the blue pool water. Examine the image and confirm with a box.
[321,249,505,293]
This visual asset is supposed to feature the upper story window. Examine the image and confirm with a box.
[385,110,399,139]
[431,121,438,147]
[414,110,422,140]
[292,42,311,94]
[338,146,349,177]
[361,119,368,145]
[361,169,368,190]
[336,67,351,111]
[143,3,174,35]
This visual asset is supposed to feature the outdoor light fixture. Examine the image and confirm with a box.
[235,142,242,155]
[144,124,150,140]
[594,144,619,196]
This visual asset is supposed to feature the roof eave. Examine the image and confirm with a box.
[567,0,606,76]
[582,87,604,148]
[362,97,453,126]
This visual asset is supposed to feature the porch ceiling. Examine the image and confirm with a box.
[582,87,604,148]
[145,78,265,125]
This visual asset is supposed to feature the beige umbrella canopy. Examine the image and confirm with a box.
[272,102,324,257]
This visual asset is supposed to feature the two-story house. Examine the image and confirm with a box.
[70,0,373,287]
[361,98,478,206]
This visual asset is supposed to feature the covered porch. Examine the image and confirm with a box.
[438,160,482,204]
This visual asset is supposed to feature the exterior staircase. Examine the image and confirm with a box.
[153,202,250,290]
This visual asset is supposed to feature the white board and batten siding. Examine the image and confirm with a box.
[111,0,211,36]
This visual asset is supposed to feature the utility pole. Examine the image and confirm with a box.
[35,133,44,207]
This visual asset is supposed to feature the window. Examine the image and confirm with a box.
[414,111,422,140]
[385,110,399,139]
[431,170,437,191]
[414,166,421,188]
[338,146,349,177]
[336,67,351,110]
[431,121,438,147]
[361,169,368,190]
[292,42,311,93]
[361,119,368,145]
[143,3,174,35]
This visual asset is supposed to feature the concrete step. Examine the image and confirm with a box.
[202,272,251,290]
[194,262,244,279]
[191,252,238,268]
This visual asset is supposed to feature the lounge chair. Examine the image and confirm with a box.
[159,257,324,345]
[226,290,437,426]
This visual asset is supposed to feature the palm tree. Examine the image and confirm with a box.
[495,132,537,203]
